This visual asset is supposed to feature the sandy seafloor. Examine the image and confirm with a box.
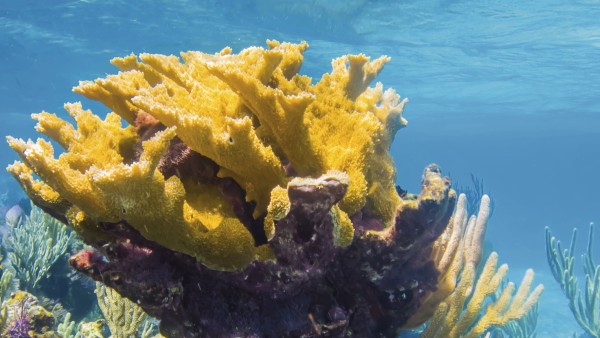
[1,0,600,336]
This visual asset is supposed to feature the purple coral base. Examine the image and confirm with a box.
[68,157,455,337]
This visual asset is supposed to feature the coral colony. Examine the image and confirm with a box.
[6,41,542,337]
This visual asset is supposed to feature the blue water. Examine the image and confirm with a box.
[1,0,599,336]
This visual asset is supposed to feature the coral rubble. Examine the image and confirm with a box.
[5,40,535,336]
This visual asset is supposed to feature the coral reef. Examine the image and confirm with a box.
[546,223,600,337]
[1,202,96,328]
[0,201,153,338]
[5,41,539,336]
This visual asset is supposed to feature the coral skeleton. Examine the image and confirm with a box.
[6,41,540,337]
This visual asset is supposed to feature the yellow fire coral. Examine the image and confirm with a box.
[7,40,407,271]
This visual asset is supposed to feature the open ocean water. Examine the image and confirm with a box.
[1,0,599,336]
